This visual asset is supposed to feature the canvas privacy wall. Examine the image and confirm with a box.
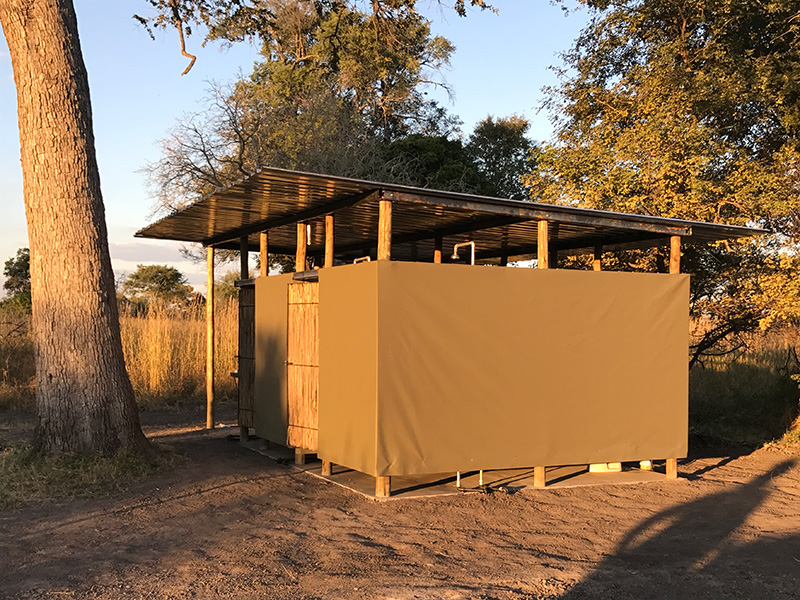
[318,261,688,477]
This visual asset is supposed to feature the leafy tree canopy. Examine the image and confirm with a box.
[2,248,31,311]
[466,115,535,199]
[529,0,800,361]
[121,264,193,304]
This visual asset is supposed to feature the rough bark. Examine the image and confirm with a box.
[0,0,150,455]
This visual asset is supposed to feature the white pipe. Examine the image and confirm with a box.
[456,471,461,487]
[479,470,484,486]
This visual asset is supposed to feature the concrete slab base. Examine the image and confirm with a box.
[241,438,678,500]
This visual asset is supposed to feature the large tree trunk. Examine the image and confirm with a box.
[0,0,150,455]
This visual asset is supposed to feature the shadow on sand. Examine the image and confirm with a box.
[560,458,800,599]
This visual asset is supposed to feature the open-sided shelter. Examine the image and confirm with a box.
[136,167,763,496]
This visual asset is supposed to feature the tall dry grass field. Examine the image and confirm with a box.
[119,300,238,408]
[0,299,239,412]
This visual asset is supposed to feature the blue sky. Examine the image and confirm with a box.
[0,1,588,291]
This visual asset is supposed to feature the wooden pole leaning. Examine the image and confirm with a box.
[296,222,307,272]
[378,199,392,261]
[665,234,682,479]
[239,237,250,442]
[206,246,215,429]
[260,232,268,277]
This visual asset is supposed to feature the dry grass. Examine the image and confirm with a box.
[120,300,238,409]
[0,299,239,412]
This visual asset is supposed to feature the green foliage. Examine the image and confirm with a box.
[466,115,535,199]
[121,264,193,305]
[146,1,464,213]
[0,444,174,510]
[2,248,31,311]
[382,134,486,192]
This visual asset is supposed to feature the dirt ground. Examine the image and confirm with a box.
[1,407,799,600]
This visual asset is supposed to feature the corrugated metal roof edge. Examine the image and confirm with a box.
[134,165,768,243]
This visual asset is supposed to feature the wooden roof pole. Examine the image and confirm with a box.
[378,198,392,261]
[669,235,681,275]
[593,244,602,272]
[665,234,682,480]
[537,220,549,270]
[548,223,560,268]
[325,214,335,268]
[206,246,215,430]
[320,214,335,478]
[238,237,250,442]
[296,222,307,272]
[434,236,442,264]
[240,236,249,278]
[260,232,268,277]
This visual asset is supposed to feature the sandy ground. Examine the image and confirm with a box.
[1,408,799,600]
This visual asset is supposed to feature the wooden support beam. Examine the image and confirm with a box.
[537,220,549,269]
[325,214,335,268]
[666,458,678,479]
[378,199,392,261]
[238,236,250,442]
[295,222,307,272]
[375,476,391,497]
[670,235,681,274]
[240,236,249,279]
[548,223,559,268]
[295,448,306,465]
[593,244,602,272]
[205,246,215,429]
[434,236,442,263]
[259,232,268,277]
[533,466,546,488]
[321,460,332,476]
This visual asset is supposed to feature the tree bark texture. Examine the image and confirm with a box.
[0,0,150,454]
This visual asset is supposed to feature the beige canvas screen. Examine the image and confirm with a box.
[318,261,689,477]
[254,273,294,443]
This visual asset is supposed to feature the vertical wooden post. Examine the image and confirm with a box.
[296,222,307,272]
[533,466,546,488]
[260,232,268,277]
[433,236,442,264]
[548,223,559,268]
[206,246,215,430]
[325,214,335,268]
[321,460,332,476]
[378,199,392,261]
[537,220,549,269]
[240,237,249,279]
[666,234,682,478]
[593,244,602,272]
[238,237,250,442]
[669,235,681,274]
[376,476,391,498]
[500,254,508,267]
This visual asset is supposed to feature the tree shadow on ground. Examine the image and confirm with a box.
[560,459,800,599]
